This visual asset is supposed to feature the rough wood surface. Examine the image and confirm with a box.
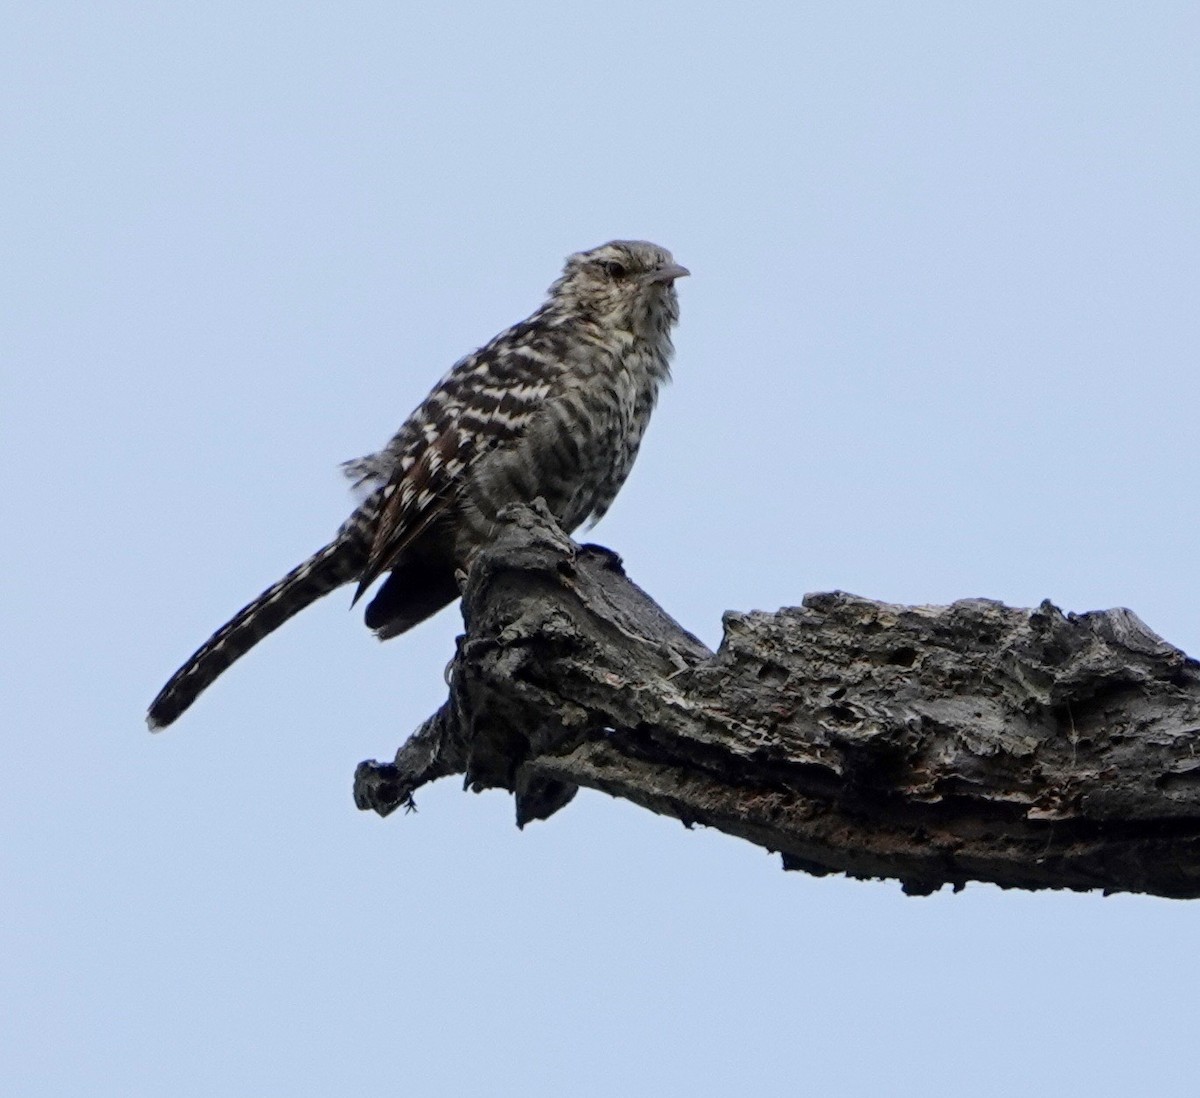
[354,502,1200,897]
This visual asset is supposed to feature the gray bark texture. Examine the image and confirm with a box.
[354,502,1200,898]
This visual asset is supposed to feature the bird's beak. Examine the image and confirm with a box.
[644,263,690,285]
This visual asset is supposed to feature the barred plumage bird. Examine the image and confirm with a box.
[147,240,688,729]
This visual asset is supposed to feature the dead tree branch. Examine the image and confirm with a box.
[354,503,1200,898]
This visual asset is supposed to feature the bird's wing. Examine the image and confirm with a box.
[351,331,561,603]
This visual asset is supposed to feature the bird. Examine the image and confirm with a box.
[147,240,688,730]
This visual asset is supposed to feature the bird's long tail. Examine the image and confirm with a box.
[147,539,364,730]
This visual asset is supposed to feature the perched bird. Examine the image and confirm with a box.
[147,240,688,729]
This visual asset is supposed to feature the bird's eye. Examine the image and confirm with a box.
[601,260,628,278]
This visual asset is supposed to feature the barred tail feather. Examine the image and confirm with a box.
[147,540,362,730]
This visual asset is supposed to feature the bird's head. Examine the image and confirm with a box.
[550,240,689,336]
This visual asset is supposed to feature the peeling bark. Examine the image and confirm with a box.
[355,503,1200,898]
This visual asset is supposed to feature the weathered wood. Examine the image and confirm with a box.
[355,502,1200,897]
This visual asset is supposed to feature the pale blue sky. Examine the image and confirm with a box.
[5,3,1200,1095]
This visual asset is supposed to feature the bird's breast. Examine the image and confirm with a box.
[451,344,665,556]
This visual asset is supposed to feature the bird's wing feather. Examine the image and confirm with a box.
[351,332,562,602]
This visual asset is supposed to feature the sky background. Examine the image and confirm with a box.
[5,3,1200,1095]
